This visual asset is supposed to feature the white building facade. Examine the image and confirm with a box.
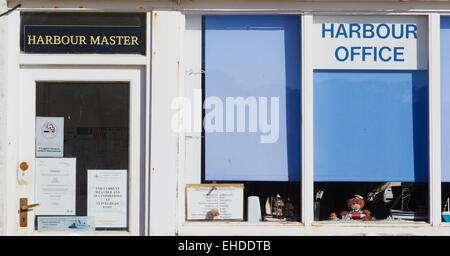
[1,0,450,236]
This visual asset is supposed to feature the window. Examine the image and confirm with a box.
[197,15,302,222]
[312,16,429,223]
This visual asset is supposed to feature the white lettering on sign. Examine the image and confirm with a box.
[313,16,428,70]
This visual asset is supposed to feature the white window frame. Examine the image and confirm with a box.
[179,10,443,236]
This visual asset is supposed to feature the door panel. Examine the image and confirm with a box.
[17,67,144,235]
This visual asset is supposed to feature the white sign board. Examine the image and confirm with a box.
[312,16,428,70]
[35,158,76,215]
[36,116,64,157]
[186,184,244,221]
[88,169,127,228]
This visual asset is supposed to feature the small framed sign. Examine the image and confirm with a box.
[186,184,244,221]
[24,25,142,54]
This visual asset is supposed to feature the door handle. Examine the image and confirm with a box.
[20,203,40,211]
[19,198,40,227]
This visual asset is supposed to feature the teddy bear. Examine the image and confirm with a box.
[340,194,371,221]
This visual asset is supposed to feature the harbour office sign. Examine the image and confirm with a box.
[24,25,142,54]
[313,16,428,70]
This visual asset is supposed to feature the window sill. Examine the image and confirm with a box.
[312,220,431,228]
[184,220,304,226]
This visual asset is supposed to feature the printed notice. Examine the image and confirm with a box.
[37,216,94,231]
[36,116,64,157]
[87,169,127,228]
[186,184,244,221]
[35,158,76,215]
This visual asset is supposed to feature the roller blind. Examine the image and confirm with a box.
[314,70,429,182]
[441,17,450,182]
[203,15,301,181]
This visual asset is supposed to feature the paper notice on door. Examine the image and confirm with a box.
[37,216,95,231]
[87,169,127,228]
[36,116,64,157]
[35,158,76,215]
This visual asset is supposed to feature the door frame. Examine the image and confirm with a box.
[12,66,146,235]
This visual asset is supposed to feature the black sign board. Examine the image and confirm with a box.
[24,25,143,54]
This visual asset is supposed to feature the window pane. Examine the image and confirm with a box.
[204,15,301,182]
[314,70,429,182]
[35,82,129,231]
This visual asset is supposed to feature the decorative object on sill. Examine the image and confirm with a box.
[283,197,296,221]
[264,194,286,221]
[340,194,372,221]
[443,197,450,222]
[247,196,262,223]
[206,209,220,220]
[389,186,427,221]
[329,212,338,220]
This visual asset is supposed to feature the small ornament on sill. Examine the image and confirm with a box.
[340,194,372,221]
[264,194,292,221]
[329,212,338,220]
[283,197,296,221]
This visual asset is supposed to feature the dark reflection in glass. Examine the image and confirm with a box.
[36,82,129,231]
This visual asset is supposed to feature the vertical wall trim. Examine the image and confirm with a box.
[144,11,152,236]
[5,10,20,235]
[0,0,7,236]
[149,10,183,235]
[429,13,441,227]
[301,14,314,228]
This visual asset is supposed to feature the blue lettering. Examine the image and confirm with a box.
[392,24,404,39]
[374,47,377,61]
[379,46,392,62]
[376,24,390,39]
[349,24,361,38]
[322,23,334,38]
[362,47,372,61]
[350,47,361,61]
[363,24,375,38]
[335,46,349,61]
[393,47,405,61]
[335,24,348,38]
[406,24,417,39]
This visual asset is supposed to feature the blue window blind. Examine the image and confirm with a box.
[204,15,301,181]
[314,70,429,182]
[441,17,450,182]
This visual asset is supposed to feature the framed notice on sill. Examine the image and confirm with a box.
[186,184,244,221]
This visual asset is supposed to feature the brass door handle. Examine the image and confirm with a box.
[20,203,40,211]
[19,198,39,227]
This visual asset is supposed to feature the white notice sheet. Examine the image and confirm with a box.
[35,158,76,215]
[87,169,127,228]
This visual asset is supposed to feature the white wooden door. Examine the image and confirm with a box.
[15,66,144,235]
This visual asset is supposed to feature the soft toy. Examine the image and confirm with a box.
[340,195,371,221]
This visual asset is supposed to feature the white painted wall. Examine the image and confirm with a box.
[1,0,450,236]
[0,0,8,236]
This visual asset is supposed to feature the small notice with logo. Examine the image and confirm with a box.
[36,116,64,157]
